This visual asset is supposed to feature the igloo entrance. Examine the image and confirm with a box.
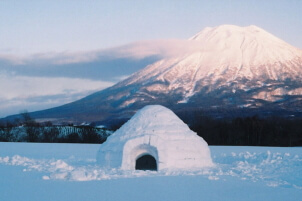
[135,154,157,171]
[121,142,159,170]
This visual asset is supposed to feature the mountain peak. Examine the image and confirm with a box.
[190,24,278,42]
[187,24,302,67]
[120,24,302,102]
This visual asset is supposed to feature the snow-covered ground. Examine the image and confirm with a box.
[0,142,301,201]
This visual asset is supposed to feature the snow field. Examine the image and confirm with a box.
[1,143,301,201]
[0,143,301,190]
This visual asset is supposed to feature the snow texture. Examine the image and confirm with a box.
[97,105,213,170]
[0,143,301,201]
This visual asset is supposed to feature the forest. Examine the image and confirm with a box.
[1,111,302,147]
[0,112,110,144]
[179,112,302,147]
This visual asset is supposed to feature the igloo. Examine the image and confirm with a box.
[97,105,213,171]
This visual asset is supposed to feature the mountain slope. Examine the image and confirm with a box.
[118,25,302,102]
[3,25,302,124]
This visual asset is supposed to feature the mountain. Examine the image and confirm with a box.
[3,25,302,125]
[118,25,302,102]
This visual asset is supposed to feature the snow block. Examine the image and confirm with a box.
[97,105,213,170]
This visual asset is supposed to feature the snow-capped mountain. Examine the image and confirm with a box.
[3,25,302,124]
[117,25,302,103]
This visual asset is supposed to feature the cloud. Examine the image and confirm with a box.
[0,39,203,117]
[112,39,203,59]
[0,51,101,65]
[0,73,113,100]
[0,39,203,65]
[0,72,114,117]
[113,75,131,81]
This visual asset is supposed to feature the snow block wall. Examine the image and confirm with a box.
[97,105,213,170]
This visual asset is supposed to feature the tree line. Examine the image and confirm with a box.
[1,111,302,146]
[179,111,302,147]
[0,112,110,143]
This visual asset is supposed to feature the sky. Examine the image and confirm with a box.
[0,0,302,118]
